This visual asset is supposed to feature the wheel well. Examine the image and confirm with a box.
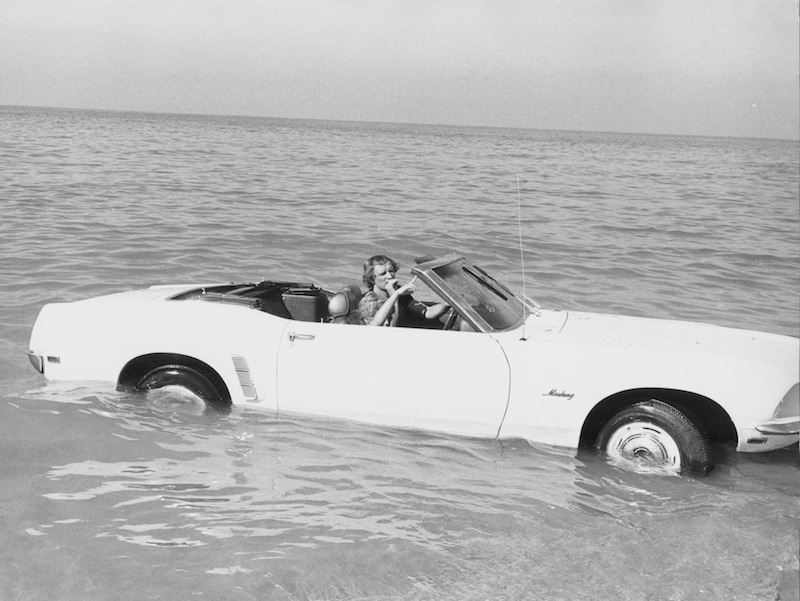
[579,388,737,448]
[117,353,231,402]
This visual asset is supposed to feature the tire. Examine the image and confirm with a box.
[595,400,712,474]
[134,364,225,403]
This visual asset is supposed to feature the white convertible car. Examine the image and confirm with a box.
[27,254,799,474]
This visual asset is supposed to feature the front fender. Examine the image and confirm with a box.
[495,328,798,450]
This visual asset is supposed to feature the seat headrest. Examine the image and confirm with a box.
[328,284,363,319]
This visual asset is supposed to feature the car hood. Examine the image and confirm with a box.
[554,310,799,376]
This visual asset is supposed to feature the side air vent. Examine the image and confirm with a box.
[231,355,257,401]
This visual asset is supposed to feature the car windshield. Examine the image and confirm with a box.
[429,258,525,331]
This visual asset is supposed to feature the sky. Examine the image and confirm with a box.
[1,0,798,139]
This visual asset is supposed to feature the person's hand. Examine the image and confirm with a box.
[428,302,450,319]
[389,276,417,296]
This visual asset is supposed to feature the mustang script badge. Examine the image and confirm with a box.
[543,388,575,400]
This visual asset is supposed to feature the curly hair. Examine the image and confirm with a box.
[357,290,382,325]
[362,255,399,289]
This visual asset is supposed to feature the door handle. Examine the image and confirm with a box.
[287,332,315,342]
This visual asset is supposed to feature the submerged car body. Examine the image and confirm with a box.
[27,254,799,473]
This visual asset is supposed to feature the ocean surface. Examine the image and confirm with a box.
[1,105,798,600]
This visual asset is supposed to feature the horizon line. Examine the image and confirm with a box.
[3,102,799,143]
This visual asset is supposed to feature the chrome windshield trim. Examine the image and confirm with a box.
[412,255,526,333]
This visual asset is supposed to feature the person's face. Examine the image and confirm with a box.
[372,262,397,292]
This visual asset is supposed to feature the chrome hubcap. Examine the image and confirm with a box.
[605,420,681,469]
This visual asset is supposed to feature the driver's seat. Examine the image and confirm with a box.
[327,284,364,324]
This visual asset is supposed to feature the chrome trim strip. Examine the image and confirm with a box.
[27,351,44,374]
[231,355,257,401]
[755,418,800,435]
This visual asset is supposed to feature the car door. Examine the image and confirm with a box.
[276,321,510,438]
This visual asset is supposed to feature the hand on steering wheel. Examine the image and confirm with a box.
[443,307,459,330]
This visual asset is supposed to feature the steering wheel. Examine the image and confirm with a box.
[443,307,459,331]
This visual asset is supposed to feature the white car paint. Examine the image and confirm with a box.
[276,320,510,436]
[496,311,799,452]
[26,256,800,466]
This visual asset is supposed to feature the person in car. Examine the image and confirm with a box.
[359,255,449,327]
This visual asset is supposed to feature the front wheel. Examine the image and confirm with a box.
[595,400,712,474]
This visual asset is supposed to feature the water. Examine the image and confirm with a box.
[1,105,798,600]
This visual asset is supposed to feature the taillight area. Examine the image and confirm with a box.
[27,350,44,374]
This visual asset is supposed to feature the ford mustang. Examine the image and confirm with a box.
[26,253,799,474]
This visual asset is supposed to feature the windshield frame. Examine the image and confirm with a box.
[412,254,526,333]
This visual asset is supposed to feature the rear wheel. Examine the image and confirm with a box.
[595,400,712,474]
[135,364,225,403]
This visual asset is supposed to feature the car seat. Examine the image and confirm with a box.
[327,284,364,324]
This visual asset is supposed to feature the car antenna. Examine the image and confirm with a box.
[517,172,528,341]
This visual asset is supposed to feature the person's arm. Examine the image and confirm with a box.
[368,283,415,326]
[423,303,450,320]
